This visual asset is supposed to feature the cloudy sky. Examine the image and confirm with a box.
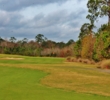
[0,0,108,42]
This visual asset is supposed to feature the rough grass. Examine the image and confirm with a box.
[66,57,95,65]
[0,54,110,100]
[101,60,110,69]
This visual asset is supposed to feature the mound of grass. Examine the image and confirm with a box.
[101,60,110,69]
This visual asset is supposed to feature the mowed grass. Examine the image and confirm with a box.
[0,54,64,64]
[0,54,110,100]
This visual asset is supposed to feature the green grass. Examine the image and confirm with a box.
[0,54,110,100]
[0,66,109,100]
[0,54,64,64]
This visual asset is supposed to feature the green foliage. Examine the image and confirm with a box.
[0,37,4,43]
[93,31,110,61]
[4,47,11,54]
[74,40,81,57]
[98,23,110,32]
[78,0,110,61]
[9,37,16,43]
[66,39,74,46]
[35,34,45,44]
[79,21,95,39]
[0,34,74,57]
[87,0,110,23]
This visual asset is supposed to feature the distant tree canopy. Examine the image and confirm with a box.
[79,23,94,38]
[0,34,74,57]
[35,34,46,44]
[9,37,16,43]
[0,37,4,43]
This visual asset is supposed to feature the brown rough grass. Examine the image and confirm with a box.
[41,66,110,96]
[66,57,96,65]
[101,60,110,69]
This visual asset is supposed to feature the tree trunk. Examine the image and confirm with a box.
[108,12,110,24]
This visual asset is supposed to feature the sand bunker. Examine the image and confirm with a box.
[1,57,24,60]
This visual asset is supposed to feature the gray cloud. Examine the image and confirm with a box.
[0,10,10,26]
[0,0,91,42]
[0,0,68,11]
[0,10,24,29]
[0,8,87,42]
[25,9,87,28]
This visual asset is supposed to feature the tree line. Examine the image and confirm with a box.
[73,0,110,62]
[0,34,74,57]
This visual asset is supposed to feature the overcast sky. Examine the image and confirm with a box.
[0,0,108,42]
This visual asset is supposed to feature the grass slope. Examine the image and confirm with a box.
[0,54,110,100]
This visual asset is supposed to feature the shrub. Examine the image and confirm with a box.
[101,60,110,69]
[66,57,71,62]
[72,58,77,62]
[82,59,94,64]
[90,60,95,64]
[73,40,81,57]
[71,58,74,62]
[77,58,82,62]
[66,57,78,62]
[82,59,88,64]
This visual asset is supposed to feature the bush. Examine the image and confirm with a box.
[72,58,77,62]
[101,60,110,69]
[66,57,71,62]
[82,59,90,64]
[66,57,78,62]
[77,58,82,62]
[90,60,95,64]
[66,57,95,65]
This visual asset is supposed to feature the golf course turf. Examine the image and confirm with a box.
[0,54,110,100]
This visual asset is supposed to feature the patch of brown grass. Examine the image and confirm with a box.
[66,57,96,65]
[101,60,110,69]
[41,68,110,96]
